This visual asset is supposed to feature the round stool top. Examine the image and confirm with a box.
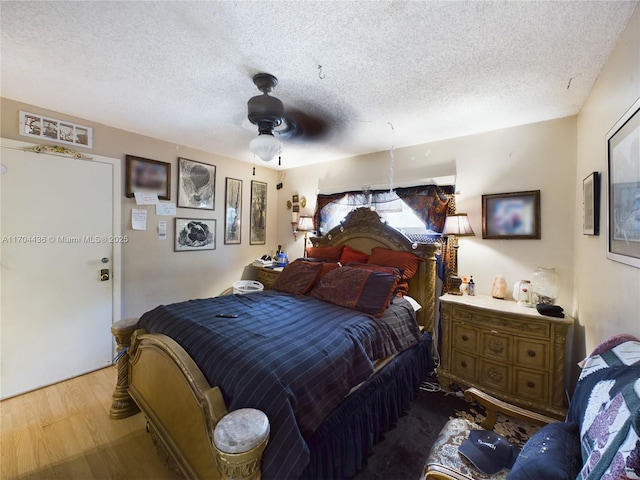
[213,408,270,454]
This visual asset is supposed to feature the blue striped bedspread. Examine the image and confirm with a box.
[138,290,422,479]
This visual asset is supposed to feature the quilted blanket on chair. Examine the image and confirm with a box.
[568,335,640,480]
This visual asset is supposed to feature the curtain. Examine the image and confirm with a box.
[314,185,454,235]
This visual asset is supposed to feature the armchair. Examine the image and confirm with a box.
[424,334,640,480]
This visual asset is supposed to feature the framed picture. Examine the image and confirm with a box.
[19,111,93,149]
[125,155,171,200]
[175,218,216,251]
[606,97,640,268]
[224,178,242,245]
[482,190,541,239]
[250,180,267,245]
[177,158,215,209]
[583,172,600,235]
[292,194,299,203]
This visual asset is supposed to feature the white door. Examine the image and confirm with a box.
[0,141,120,399]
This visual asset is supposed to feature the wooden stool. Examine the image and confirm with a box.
[213,408,270,480]
[109,318,140,419]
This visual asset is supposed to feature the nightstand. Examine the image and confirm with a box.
[438,294,573,419]
[255,266,281,290]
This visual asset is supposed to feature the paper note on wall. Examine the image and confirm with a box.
[132,208,148,230]
[156,203,177,216]
[134,192,159,205]
[158,221,167,240]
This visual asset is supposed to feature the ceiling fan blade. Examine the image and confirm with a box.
[277,110,331,141]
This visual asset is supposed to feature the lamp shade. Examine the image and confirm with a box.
[297,215,314,232]
[443,213,475,236]
[250,133,282,162]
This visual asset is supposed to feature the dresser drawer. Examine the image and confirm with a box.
[257,268,280,289]
[451,323,479,354]
[514,368,548,402]
[480,331,511,362]
[515,339,548,370]
[451,349,477,381]
[480,359,511,392]
[463,310,551,339]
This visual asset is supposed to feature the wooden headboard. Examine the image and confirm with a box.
[309,207,440,332]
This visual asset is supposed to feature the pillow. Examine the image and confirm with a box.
[403,295,422,312]
[507,422,582,480]
[367,247,422,281]
[318,262,340,279]
[311,266,399,317]
[272,260,323,295]
[344,262,408,296]
[344,262,402,277]
[305,245,344,262]
[339,245,369,264]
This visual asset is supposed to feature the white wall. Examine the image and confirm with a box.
[1,98,280,319]
[279,117,577,310]
[574,5,640,354]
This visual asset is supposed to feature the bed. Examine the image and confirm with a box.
[110,207,440,480]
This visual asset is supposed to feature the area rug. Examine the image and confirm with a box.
[352,380,539,480]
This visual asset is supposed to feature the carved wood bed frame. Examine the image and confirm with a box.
[110,208,441,480]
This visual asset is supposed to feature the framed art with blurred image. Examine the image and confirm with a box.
[482,190,541,239]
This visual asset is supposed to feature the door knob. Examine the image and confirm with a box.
[101,257,109,264]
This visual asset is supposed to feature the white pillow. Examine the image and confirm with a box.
[403,295,422,312]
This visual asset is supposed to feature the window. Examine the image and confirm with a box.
[315,185,454,241]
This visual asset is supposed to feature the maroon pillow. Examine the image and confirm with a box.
[272,260,323,295]
[318,262,340,279]
[306,245,344,262]
[311,266,400,317]
[339,245,369,264]
[367,247,423,280]
[346,262,408,296]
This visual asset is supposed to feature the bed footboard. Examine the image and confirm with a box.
[109,320,269,480]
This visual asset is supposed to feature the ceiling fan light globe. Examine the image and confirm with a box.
[250,134,282,162]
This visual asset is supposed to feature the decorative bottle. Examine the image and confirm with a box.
[467,276,475,296]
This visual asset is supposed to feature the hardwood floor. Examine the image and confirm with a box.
[1,366,181,480]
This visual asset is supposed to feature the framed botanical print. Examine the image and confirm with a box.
[126,155,171,200]
[224,178,242,245]
[177,158,215,210]
[175,218,216,251]
[250,181,267,245]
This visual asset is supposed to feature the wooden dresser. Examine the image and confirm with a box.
[255,266,281,290]
[438,294,573,419]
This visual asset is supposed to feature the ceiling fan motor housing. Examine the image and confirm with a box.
[248,73,285,133]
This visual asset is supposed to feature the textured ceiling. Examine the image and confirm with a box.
[1,1,637,168]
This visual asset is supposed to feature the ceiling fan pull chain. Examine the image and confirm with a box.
[278,156,281,166]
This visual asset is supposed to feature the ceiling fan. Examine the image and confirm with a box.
[247,73,328,162]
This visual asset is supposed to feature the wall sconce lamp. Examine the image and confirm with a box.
[296,215,314,258]
[442,213,475,294]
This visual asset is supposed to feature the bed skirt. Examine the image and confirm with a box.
[301,332,433,479]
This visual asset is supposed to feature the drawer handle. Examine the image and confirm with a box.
[527,381,535,388]
[528,350,536,357]
[488,368,503,381]
[461,361,468,368]
[488,341,504,353]
[461,335,469,341]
